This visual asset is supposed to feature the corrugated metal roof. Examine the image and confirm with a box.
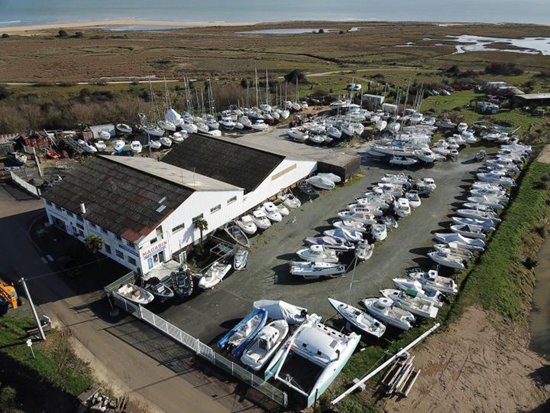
[42,156,194,242]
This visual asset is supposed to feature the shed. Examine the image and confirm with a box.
[362,94,385,106]
[16,131,51,149]
[513,93,550,107]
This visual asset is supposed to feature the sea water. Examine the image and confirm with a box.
[1,0,549,28]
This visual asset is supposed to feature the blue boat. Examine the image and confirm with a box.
[217,308,268,357]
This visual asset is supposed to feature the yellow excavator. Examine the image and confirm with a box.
[0,281,19,310]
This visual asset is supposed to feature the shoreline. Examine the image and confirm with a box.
[0,19,261,34]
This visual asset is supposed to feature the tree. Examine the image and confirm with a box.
[0,86,11,100]
[85,234,104,255]
[192,216,209,248]
[74,31,84,38]
[58,29,68,38]
[284,69,307,85]
[1,33,9,38]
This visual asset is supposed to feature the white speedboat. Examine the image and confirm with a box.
[394,198,411,218]
[371,223,387,241]
[304,236,355,252]
[78,139,97,154]
[361,297,415,330]
[252,210,271,230]
[451,224,487,239]
[149,139,162,150]
[181,121,198,134]
[277,203,290,216]
[428,249,465,270]
[337,211,377,225]
[333,220,367,233]
[130,140,142,153]
[375,120,387,131]
[263,202,283,222]
[296,245,339,263]
[451,216,495,231]
[316,173,342,183]
[195,121,209,134]
[240,116,253,128]
[116,124,132,134]
[290,261,346,279]
[236,215,258,235]
[288,128,309,142]
[324,228,364,243]
[327,125,342,139]
[278,193,301,209]
[433,232,485,251]
[405,191,421,208]
[341,123,355,137]
[95,140,107,151]
[408,268,458,295]
[251,120,269,131]
[467,196,506,209]
[306,175,335,190]
[233,250,249,271]
[355,242,374,261]
[380,173,411,186]
[241,320,289,371]
[158,120,176,132]
[457,122,468,132]
[477,172,515,187]
[170,131,187,143]
[219,116,236,130]
[159,137,172,147]
[198,261,232,289]
[143,124,164,137]
[392,278,444,307]
[264,315,360,407]
[380,289,439,319]
[416,177,436,192]
[117,283,154,305]
[390,156,417,166]
[348,204,383,216]
[457,208,501,223]
[328,298,386,338]
[112,140,126,153]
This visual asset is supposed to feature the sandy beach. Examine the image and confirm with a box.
[1,19,259,35]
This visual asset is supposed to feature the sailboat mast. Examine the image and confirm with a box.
[255,67,259,108]
[265,69,269,106]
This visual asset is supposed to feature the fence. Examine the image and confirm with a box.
[108,289,287,407]
[10,170,41,197]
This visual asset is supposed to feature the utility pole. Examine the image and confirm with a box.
[20,278,46,341]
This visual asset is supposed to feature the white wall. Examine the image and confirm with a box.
[243,158,317,211]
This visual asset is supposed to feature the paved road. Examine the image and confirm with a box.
[0,185,260,413]
[159,149,479,344]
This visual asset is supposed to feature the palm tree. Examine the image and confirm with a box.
[192,217,209,248]
[85,234,104,255]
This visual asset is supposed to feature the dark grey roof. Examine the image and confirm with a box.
[43,156,193,242]
[161,135,285,194]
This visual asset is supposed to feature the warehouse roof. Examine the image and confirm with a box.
[514,93,550,100]
[161,135,285,193]
[42,156,194,242]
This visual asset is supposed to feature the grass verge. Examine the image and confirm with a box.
[317,156,550,412]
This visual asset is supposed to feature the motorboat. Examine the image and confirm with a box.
[328,298,386,338]
[158,120,176,132]
[394,198,411,218]
[327,125,342,139]
[316,173,342,183]
[405,190,421,208]
[416,177,436,193]
[290,261,346,279]
[171,270,194,298]
[296,245,339,263]
[348,204,384,216]
[376,120,387,131]
[392,278,444,307]
[143,124,164,137]
[94,141,107,151]
[298,180,319,197]
[288,128,309,142]
[130,140,142,153]
[170,131,187,143]
[433,243,475,259]
[263,202,283,222]
[240,116,253,128]
[306,176,336,190]
[433,232,485,251]
[218,308,268,357]
[355,242,374,261]
[264,314,360,407]
[251,120,270,131]
[241,320,289,371]
[252,210,271,230]
[380,289,439,319]
[145,280,174,300]
[198,261,232,289]
[195,121,209,134]
[470,187,507,198]
[388,121,401,134]
[333,220,367,233]
[467,196,506,209]
[234,250,249,271]
[371,223,387,241]
[341,123,355,137]
[112,140,126,153]
[389,156,417,166]
[380,173,411,186]
[408,268,458,295]
[337,211,377,225]
[181,121,198,134]
[303,236,355,252]
[361,297,415,331]
[277,203,290,216]
[165,108,183,127]
[382,215,399,230]
[78,139,97,154]
[451,224,487,239]
[451,216,495,231]
[472,181,504,191]
[117,284,154,305]
[219,116,236,130]
[477,173,515,187]
[457,208,501,223]
[236,215,258,235]
[206,116,220,130]
[324,228,364,243]
[225,223,250,247]
[159,137,172,147]
[149,139,162,150]
[428,249,465,270]
[116,124,132,134]
[278,193,301,209]
[457,122,468,132]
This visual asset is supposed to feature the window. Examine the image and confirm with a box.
[67,211,74,218]
[77,215,83,222]
[104,244,111,254]
[156,226,163,240]
[150,237,157,245]
[55,204,62,211]
[100,227,107,234]
[46,200,52,206]
[127,256,137,266]
[115,250,124,259]
[193,213,204,221]
[126,239,135,248]
[172,223,185,233]
[89,222,96,228]
[210,204,221,214]
[76,223,84,230]
[227,196,237,205]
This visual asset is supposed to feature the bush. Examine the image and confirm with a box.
[284,69,307,84]
[57,29,68,38]
[1,33,9,38]
[73,31,84,38]
[485,62,524,76]
[0,86,11,100]
[0,386,17,408]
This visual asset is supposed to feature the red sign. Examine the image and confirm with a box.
[141,240,168,259]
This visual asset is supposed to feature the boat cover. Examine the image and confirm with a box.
[253,299,308,325]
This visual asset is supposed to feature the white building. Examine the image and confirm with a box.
[362,94,385,106]
[42,136,318,275]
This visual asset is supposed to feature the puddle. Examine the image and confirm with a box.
[448,35,550,55]
[236,28,339,35]
[530,237,550,360]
